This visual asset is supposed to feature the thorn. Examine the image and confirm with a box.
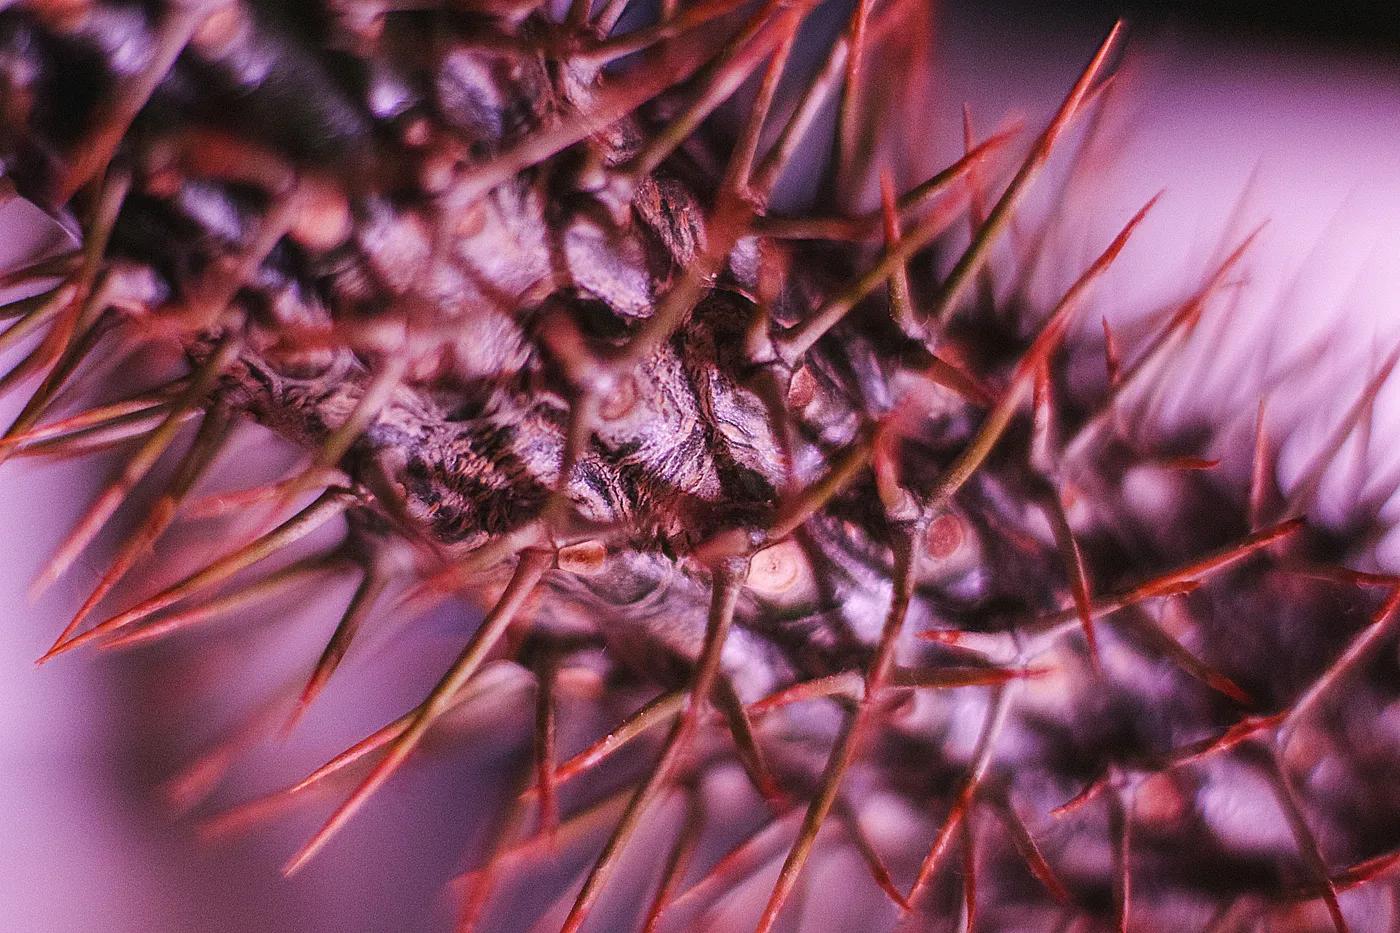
[712,675,782,803]
[608,197,754,372]
[13,406,197,462]
[399,521,548,611]
[0,308,107,427]
[1166,712,1285,769]
[539,386,601,529]
[96,553,343,652]
[591,0,634,34]
[532,656,560,839]
[926,194,1160,510]
[889,665,1048,690]
[836,799,911,911]
[0,168,129,432]
[905,686,1013,912]
[905,785,972,919]
[765,437,872,542]
[0,380,185,453]
[748,10,852,200]
[558,562,744,933]
[990,789,1071,904]
[283,549,550,876]
[0,251,81,294]
[1204,675,1256,712]
[284,562,390,734]
[930,20,1125,325]
[1328,847,1400,894]
[1064,224,1265,467]
[642,788,705,933]
[47,404,231,650]
[1284,564,1400,589]
[1125,517,1302,603]
[1158,455,1219,471]
[0,284,72,360]
[0,165,128,395]
[1011,65,1129,306]
[287,712,420,798]
[456,761,533,933]
[669,808,804,917]
[1041,482,1100,671]
[199,785,310,843]
[961,104,999,312]
[565,0,591,29]
[1102,317,1122,385]
[1019,516,1307,642]
[1052,771,1108,818]
[917,628,973,645]
[1286,584,1400,729]
[30,338,238,600]
[1112,607,1252,705]
[1107,787,1132,933]
[960,806,979,932]
[744,672,863,719]
[744,358,800,496]
[741,253,800,490]
[834,0,873,205]
[720,10,796,199]
[1261,749,1349,933]
[164,196,300,336]
[871,416,909,516]
[580,0,749,65]
[444,6,749,210]
[755,127,1017,242]
[1284,340,1400,517]
[162,684,292,815]
[775,181,974,362]
[525,690,685,796]
[1142,224,1264,365]
[900,124,1024,220]
[922,354,995,407]
[450,787,633,909]
[746,0,939,201]
[879,170,920,339]
[1031,359,1055,473]
[754,706,859,933]
[183,469,342,521]
[39,488,353,663]
[1201,897,1256,933]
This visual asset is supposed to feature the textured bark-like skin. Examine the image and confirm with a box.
[3,2,1399,931]
[2,1,903,671]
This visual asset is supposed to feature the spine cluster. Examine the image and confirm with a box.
[0,1,1397,930]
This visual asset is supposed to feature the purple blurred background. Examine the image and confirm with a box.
[2,2,1399,930]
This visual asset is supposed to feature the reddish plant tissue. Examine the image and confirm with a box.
[1,1,1398,931]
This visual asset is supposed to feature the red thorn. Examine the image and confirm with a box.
[993,792,1072,904]
[917,628,970,644]
[284,550,550,876]
[1334,848,1400,891]
[1250,397,1271,529]
[1102,316,1122,385]
[1052,772,1109,817]
[1160,456,1220,471]
[1204,671,1254,706]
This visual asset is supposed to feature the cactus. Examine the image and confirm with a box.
[1,1,1397,930]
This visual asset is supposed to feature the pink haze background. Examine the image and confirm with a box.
[2,12,1399,932]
